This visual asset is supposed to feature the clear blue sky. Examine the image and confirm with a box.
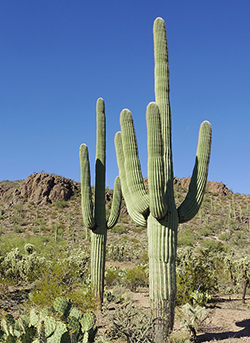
[1,1,250,194]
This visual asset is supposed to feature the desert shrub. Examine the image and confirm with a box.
[130,237,139,243]
[105,266,122,287]
[0,247,46,283]
[107,244,125,261]
[218,232,230,241]
[13,226,24,233]
[54,199,68,208]
[178,228,195,247]
[199,226,214,237]
[176,247,218,306]
[123,265,148,292]
[29,260,95,310]
[224,255,250,301]
[110,225,127,234]
[104,302,153,343]
[139,252,149,265]
[200,239,226,253]
[0,208,4,218]
[106,265,148,292]
[0,233,67,260]
[63,247,90,279]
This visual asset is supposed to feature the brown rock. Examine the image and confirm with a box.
[19,172,80,205]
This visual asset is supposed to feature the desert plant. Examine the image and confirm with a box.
[180,302,207,343]
[123,266,148,292]
[29,256,95,310]
[80,98,122,309]
[106,302,153,343]
[0,296,96,343]
[176,248,217,306]
[224,255,250,302]
[0,313,37,343]
[0,247,46,283]
[115,17,211,341]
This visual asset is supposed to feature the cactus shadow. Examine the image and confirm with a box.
[197,319,250,342]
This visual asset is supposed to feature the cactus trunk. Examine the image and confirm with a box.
[90,230,106,307]
[148,213,178,339]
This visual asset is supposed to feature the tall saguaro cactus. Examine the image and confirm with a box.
[80,98,122,309]
[115,18,212,342]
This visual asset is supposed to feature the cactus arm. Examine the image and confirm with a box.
[115,131,147,226]
[120,109,149,216]
[94,97,106,231]
[146,102,168,219]
[177,121,212,223]
[107,176,122,229]
[153,17,173,191]
[79,144,95,229]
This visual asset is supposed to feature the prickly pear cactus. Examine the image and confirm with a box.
[53,297,72,319]
[1,314,16,337]
[0,313,36,343]
[0,296,96,343]
[80,313,95,333]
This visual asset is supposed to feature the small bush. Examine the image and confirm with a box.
[105,302,153,343]
[178,228,195,247]
[111,226,127,234]
[0,247,46,283]
[176,247,218,306]
[105,267,121,287]
[201,240,226,253]
[29,260,95,310]
[123,266,148,292]
[54,199,68,209]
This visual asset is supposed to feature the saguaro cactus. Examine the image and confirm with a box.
[80,98,122,309]
[115,17,212,342]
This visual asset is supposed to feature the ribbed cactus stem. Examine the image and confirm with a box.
[107,176,122,228]
[115,17,212,342]
[115,131,147,226]
[153,18,173,189]
[177,120,212,223]
[146,102,167,219]
[120,109,149,217]
[147,212,178,340]
[80,144,95,229]
[91,231,106,306]
[80,98,121,310]
[91,98,106,309]
[94,98,106,233]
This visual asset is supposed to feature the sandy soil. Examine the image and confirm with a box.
[131,291,250,342]
[196,297,250,342]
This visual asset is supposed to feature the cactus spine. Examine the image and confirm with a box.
[115,17,212,342]
[80,98,122,309]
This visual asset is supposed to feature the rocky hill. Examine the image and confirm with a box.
[0,172,232,209]
[0,173,80,207]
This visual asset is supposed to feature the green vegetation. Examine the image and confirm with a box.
[0,296,96,343]
[114,17,211,341]
[79,98,122,309]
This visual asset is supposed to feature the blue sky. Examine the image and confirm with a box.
[1,1,250,194]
